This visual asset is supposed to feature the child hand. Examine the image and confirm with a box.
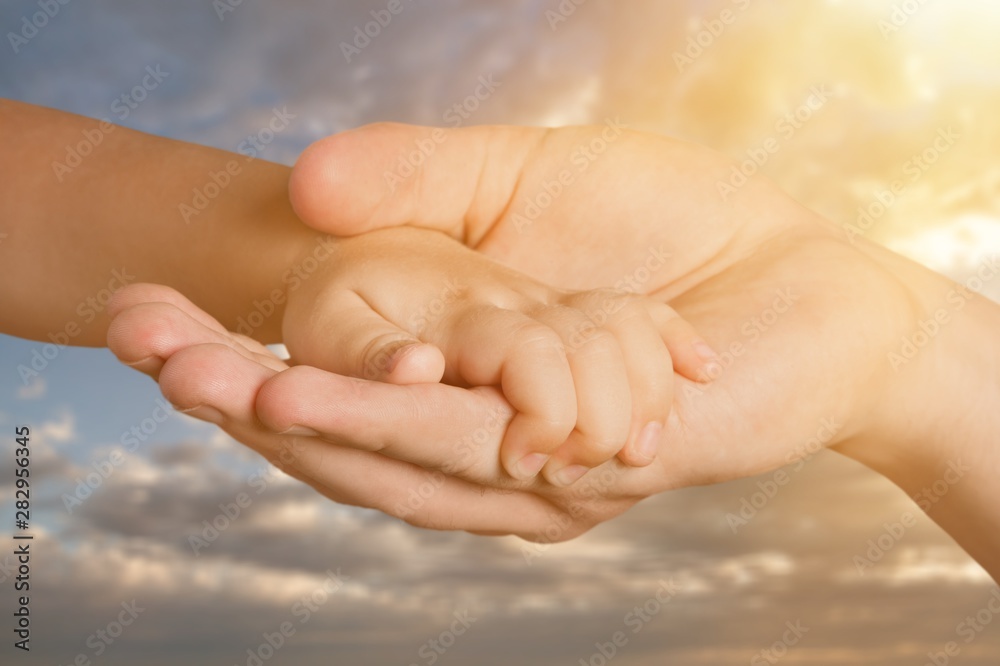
[282,226,720,486]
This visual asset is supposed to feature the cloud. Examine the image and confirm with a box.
[16,375,46,399]
[20,431,995,664]
[4,0,1000,662]
[36,409,76,444]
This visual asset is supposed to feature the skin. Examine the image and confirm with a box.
[0,99,311,344]
[118,124,1000,580]
[3,101,997,578]
[279,225,717,485]
[0,99,714,483]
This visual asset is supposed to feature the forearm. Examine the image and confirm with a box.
[841,243,1000,579]
[0,99,316,345]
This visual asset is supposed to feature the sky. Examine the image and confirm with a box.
[2,1,1000,664]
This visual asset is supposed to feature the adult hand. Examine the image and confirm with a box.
[110,125,1000,578]
[287,123,925,486]
[107,283,647,542]
[283,123,1000,575]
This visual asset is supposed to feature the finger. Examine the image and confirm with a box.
[160,341,561,536]
[592,299,674,467]
[648,302,723,382]
[158,342,276,423]
[108,283,229,334]
[289,123,546,244]
[107,301,287,379]
[255,365,516,485]
[283,289,445,384]
[443,307,578,481]
[532,306,632,486]
[281,439,558,537]
[109,284,286,366]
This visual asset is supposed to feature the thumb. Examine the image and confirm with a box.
[283,289,445,385]
[288,122,543,244]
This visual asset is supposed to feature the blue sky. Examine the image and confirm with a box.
[2,1,1000,664]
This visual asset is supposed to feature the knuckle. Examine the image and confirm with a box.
[524,407,577,445]
[567,287,633,312]
[568,328,618,359]
[580,435,627,460]
[513,323,565,355]
[607,298,648,325]
[439,445,478,477]
[574,423,630,460]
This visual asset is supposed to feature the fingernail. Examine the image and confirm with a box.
[279,425,320,437]
[694,340,719,361]
[551,464,589,487]
[635,421,663,462]
[693,341,723,383]
[177,405,225,425]
[514,452,550,479]
[385,342,420,375]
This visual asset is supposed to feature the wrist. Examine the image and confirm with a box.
[838,244,1000,577]
[190,161,329,344]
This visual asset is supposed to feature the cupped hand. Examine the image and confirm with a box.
[288,124,924,487]
[106,284,663,542]
[109,123,930,540]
